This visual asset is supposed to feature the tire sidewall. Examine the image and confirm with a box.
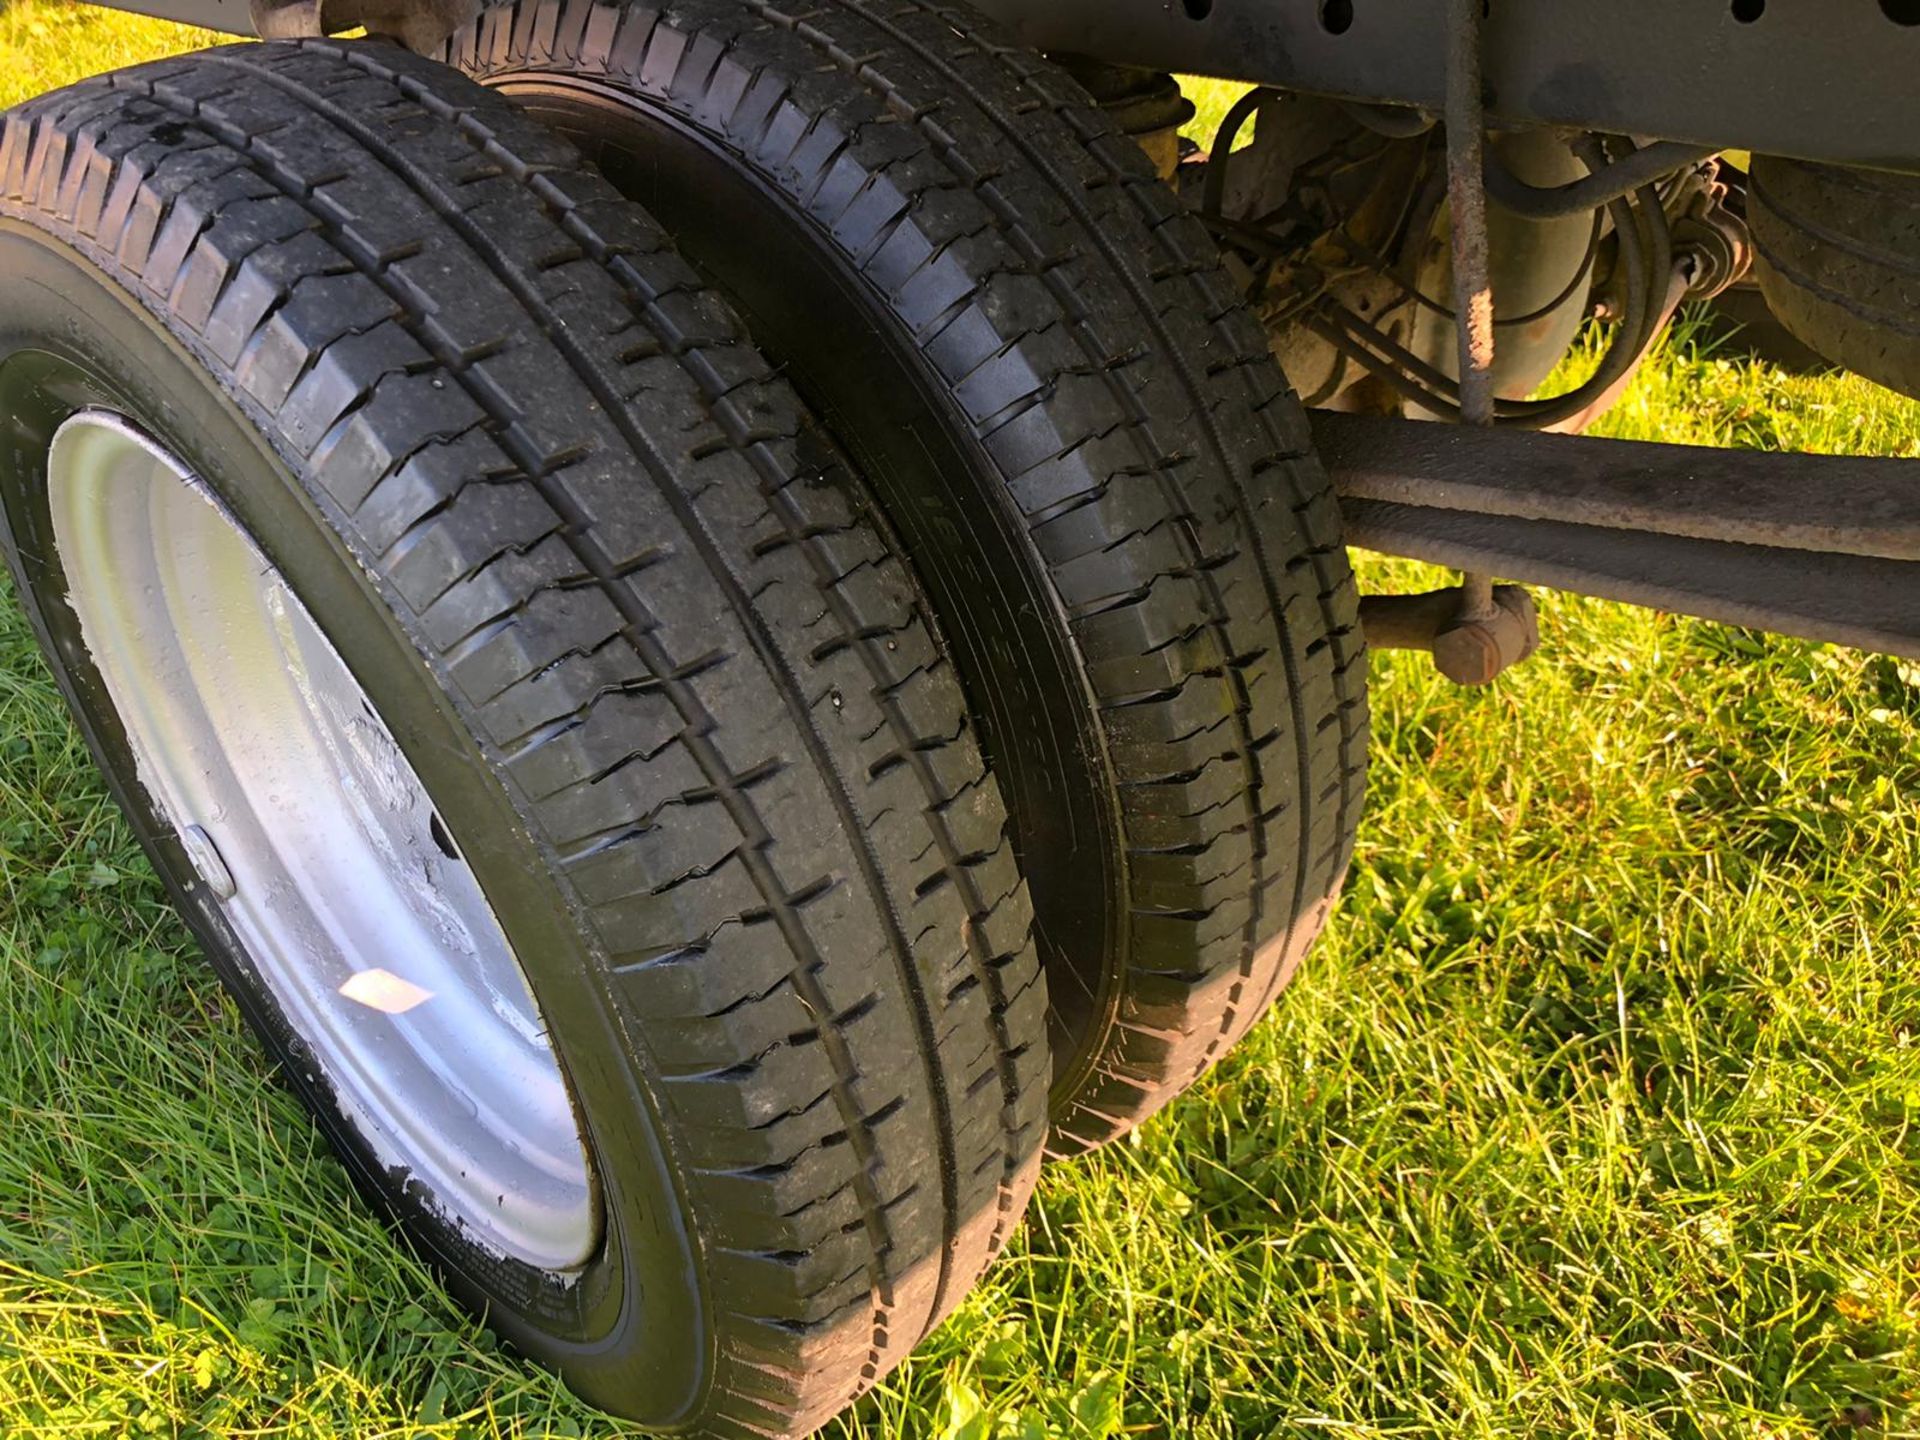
[0,223,709,1425]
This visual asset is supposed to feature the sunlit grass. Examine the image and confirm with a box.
[0,0,220,105]
[6,10,1920,1439]
[1181,76,1253,152]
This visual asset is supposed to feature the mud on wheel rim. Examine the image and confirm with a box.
[46,410,597,1272]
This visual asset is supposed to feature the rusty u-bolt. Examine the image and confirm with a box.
[1367,0,1538,686]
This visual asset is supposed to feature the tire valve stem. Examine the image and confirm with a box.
[181,823,237,900]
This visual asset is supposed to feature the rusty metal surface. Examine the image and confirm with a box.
[1320,413,1920,658]
[1315,411,1920,563]
[1360,585,1541,685]
[1342,499,1920,661]
[1429,0,1512,683]
[1443,0,1495,429]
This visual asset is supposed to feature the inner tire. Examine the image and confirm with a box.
[0,40,1045,1437]
[1749,155,1920,400]
[446,0,1370,1151]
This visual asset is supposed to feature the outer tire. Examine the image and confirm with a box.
[445,0,1370,1151]
[0,40,1045,1437]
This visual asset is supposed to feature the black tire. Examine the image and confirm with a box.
[445,0,1370,1151]
[1749,155,1920,400]
[0,40,1045,1438]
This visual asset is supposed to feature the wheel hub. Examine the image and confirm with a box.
[47,411,597,1271]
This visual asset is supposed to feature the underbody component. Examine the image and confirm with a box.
[1358,583,1541,686]
[964,0,1920,171]
[246,0,470,48]
[1053,55,1194,180]
[1192,78,1741,433]
[1300,140,1736,431]
[1426,0,1507,680]
[1441,0,1494,428]
[1749,157,1920,403]
[1316,412,1920,660]
[1195,91,1600,416]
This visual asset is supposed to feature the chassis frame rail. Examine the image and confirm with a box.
[970,0,1920,172]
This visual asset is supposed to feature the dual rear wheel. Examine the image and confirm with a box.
[0,12,1363,1436]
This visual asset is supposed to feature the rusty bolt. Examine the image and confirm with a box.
[1359,583,1541,685]
[1430,586,1540,685]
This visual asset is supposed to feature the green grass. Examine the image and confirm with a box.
[6,11,1920,1437]
[1181,77,1250,153]
[0,0,219,103]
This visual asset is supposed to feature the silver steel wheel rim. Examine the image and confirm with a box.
[48,411,597,1271]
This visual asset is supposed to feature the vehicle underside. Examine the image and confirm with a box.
[970,0,1920,666]
[96,0,1920,665]
[3,0,1916,1435]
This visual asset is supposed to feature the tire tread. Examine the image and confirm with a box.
[1,40,1044,1438]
